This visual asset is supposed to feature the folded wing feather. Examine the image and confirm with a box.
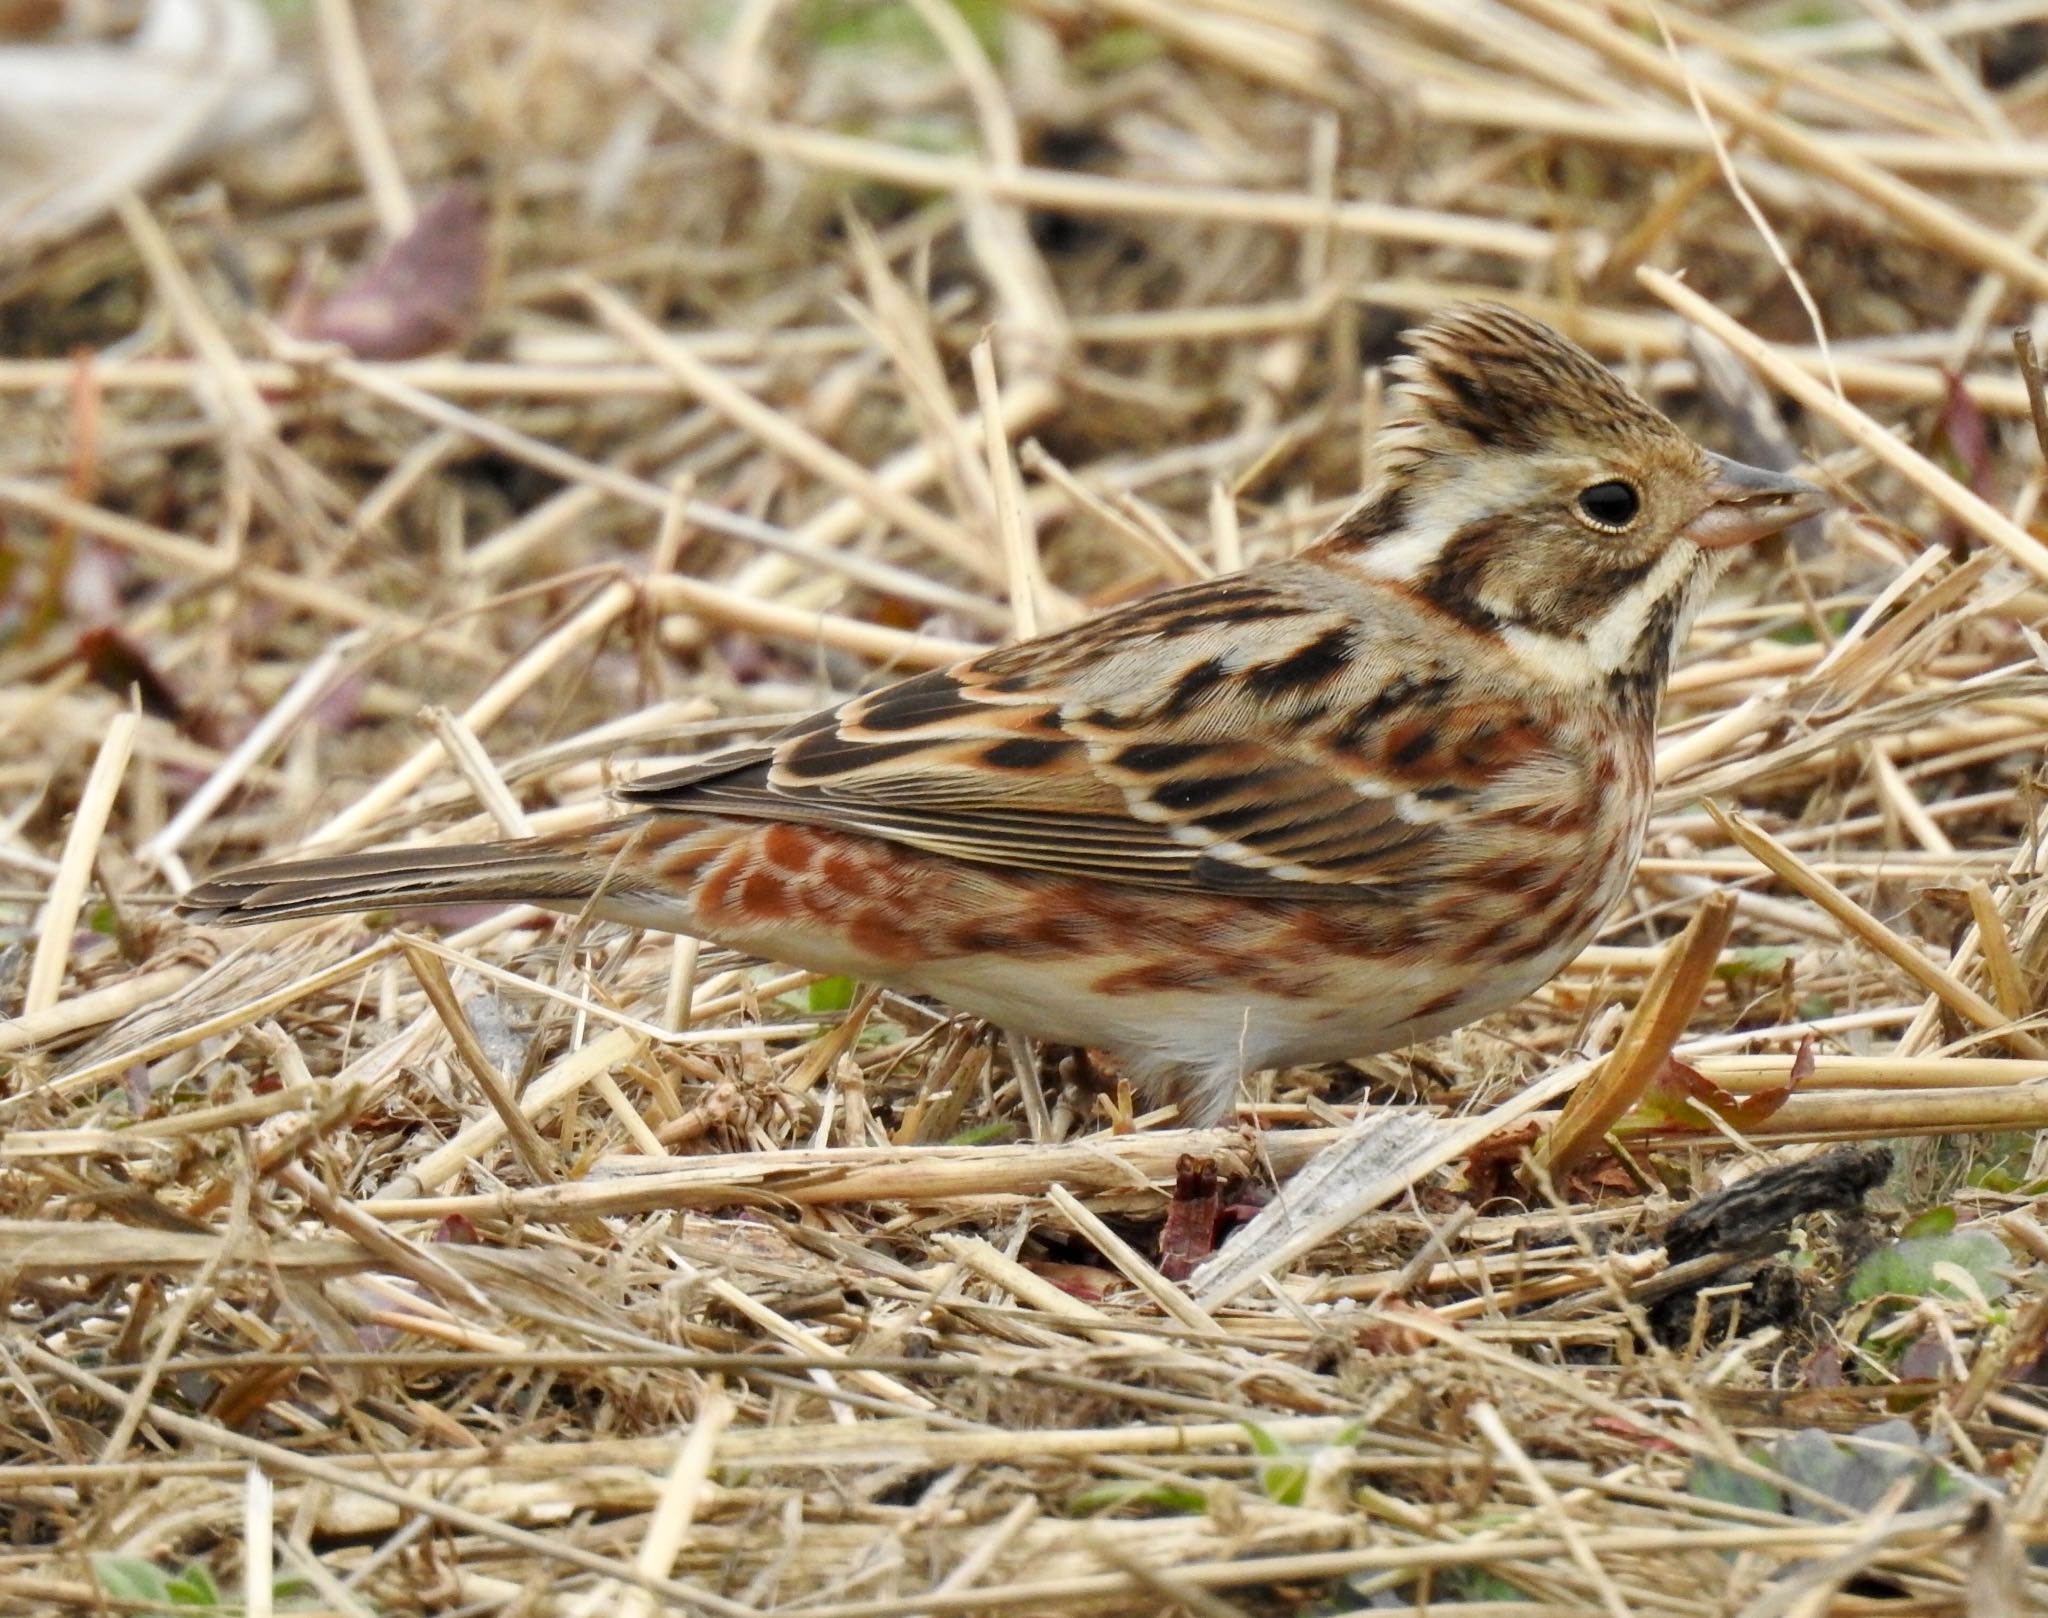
[615,568,1550,900]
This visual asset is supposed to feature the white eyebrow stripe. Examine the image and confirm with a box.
[1341,463,1538,585]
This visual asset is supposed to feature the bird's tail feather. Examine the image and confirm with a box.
[179,835,609,925]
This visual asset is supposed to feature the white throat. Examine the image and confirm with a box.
[1341,468,1527,587]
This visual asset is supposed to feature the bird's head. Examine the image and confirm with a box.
[1320,302,1826,684]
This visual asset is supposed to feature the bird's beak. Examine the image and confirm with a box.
[1684,453,1829,550]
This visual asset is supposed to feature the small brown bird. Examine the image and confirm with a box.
[183,304,1825,1125]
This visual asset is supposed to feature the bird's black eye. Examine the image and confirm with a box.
[1575,480,1641,531]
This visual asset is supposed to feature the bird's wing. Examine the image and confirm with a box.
[618,569,1573,898]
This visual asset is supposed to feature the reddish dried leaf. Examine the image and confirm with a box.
[716,630,781,685]
[869,595,923,631]
[1158,1153,1221,1281]
[1619,1053,1797,1136]
[1464,1119,1540,1203]
[1898,1333,1950,1383]
[1030,1261,1119,1303]
[1939,370,1996,499]
[1802,1341,1845,1388]
[1561,1155,1640,1203]
[1352,1301,1453,1356]
[433,1215,481,1246]
[77,625,181,720]
[1217,1180,1274,1232]
[207,1362,302,1430]
[298,185,488,360]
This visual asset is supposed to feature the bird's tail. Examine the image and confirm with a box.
[179,831,624,926]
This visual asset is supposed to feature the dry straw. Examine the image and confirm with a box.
[1,1,2046,1613]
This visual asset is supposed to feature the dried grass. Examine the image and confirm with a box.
[2,1,2048,1613]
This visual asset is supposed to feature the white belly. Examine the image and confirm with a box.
[885,932,1583,1125]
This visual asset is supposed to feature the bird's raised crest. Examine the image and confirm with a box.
[1381,301,1677,465]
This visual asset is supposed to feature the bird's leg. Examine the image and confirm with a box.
[1002,1028,1054,1142]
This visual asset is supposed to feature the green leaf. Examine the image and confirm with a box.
[945,1120,1013,1145]
[1689,1422,1975,1527]
[1444,1568,1539,1601]
[1075,25,1163,73]
[1765,608,1853,646]
[1240,1420,1285,1458]
[1714,946,1789,982]
[1849,1229,2010,1305]
[1776,1421,1967,1518]
[1687,1453,1782,1515]
[1256,1456,1308,1505]
[807,975,857,1013]
[164,1563,221,1606]
[1068,1479,1208,1515]
[951,0,1005,53]
[1901,1206,1956,1239]
[1240,1420,1310,1504]
[806,0,1004,59]
[1963,1137,2041,1194]
[91,1556,175,1604]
